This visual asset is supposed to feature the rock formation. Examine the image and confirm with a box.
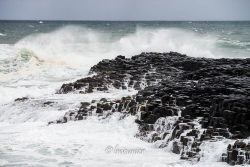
[48,52,250,164]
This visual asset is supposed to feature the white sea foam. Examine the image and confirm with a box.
[15,26,218,64]
[0,112,238,167]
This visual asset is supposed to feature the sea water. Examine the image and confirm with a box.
[0,21,249,167]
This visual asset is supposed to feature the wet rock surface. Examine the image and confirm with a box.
[51,52,250,164]
[14,97,29,102]
[222,140,250,165]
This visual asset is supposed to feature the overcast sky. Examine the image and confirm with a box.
[0,0,250,21]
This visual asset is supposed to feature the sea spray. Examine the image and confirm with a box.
[0,22,250,167]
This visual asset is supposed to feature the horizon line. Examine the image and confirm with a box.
[0,19,250,22]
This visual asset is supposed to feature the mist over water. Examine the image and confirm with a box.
[0,21,250,167]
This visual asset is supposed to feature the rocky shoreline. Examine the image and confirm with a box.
[37,52,249,165]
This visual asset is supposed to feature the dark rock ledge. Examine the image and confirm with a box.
[49,52,250,165]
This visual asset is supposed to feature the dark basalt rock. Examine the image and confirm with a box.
[14,97,29,102]
[222,140,250,165]
[50,52,250,165]
[43,101,54,106]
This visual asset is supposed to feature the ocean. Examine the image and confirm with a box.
[0,21,249,167]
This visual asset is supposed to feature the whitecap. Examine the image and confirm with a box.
[0,32,6,36]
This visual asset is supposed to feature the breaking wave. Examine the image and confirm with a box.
[15,26,218,64]
[0,25,236,103]
[0,26,225,103]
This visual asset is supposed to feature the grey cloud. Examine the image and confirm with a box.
[0,0,249,20]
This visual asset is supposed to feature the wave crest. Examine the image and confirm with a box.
[15,26,218,64]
